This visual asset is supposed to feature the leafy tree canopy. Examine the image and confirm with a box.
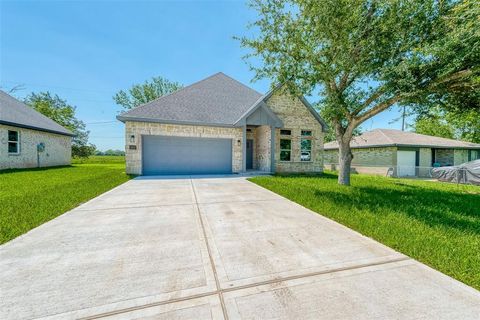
[24,92,95,158]
[113,76,183,110]
[316,103,363,143]
[414,106,480,143]
[239,0,480,185]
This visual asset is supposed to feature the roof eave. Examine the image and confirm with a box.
[0,120,75,137]
[324,143,480,150]
[116,115,237,128]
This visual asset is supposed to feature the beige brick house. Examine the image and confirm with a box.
[117,73,327,175]
[324,129,480,177]
[0,91,73,170]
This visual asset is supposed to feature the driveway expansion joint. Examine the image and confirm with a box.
[80,255,412,319]
[190,179,230,320]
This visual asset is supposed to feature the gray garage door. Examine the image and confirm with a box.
[142,135,232,175]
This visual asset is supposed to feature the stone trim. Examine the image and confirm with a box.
[125,121,243,175]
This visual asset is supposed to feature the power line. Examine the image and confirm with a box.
[0,80,113,94]
[89,136,124,139]
[85,121,118,125]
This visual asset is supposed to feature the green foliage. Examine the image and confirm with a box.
[113,76,183,110]
[0,157,131,244]
[24,92,95,158]
[239,0,480,183]
[95,149,125,156]
[249,173,480,290]
[414,106,480,143]
[415,117,454,139]
[317,102,363,142]
[72,144,96,158]
[72,155,126,164]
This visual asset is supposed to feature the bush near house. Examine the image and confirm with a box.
[249,173,480,290]
[0,156,131,244]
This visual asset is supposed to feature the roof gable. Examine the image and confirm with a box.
[237,84,327,132]
[117,72,263,126]
[0,90,73,136]
[324,129,480,149]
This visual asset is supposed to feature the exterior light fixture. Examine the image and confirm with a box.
[130,135,135,143]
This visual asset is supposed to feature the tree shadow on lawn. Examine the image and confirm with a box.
[312,183,480,235]
[0,165,73,175]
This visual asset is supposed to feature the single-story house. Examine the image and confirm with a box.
[0,90,73,170]
[117,72,327,175]
[324,129,480,177]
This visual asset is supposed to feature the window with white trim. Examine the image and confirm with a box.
[280,139,291,161]
[301,130,312,161]
[8,130,19,154]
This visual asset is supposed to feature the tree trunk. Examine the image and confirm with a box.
[338,139,353,185]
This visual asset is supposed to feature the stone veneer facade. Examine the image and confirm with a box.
[124,91,325,175]
[0,124,71,170]
[125,121,243,175]
[264,91,324,173]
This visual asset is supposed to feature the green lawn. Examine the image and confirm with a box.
[249,172,480,290]
[0,156,132,244]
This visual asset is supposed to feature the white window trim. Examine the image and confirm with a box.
[8,130,20,155]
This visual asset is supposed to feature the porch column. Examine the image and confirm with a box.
[270,126,276,173]
[242,125,247,172]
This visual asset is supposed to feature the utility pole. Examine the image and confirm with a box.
[401,105,406,131]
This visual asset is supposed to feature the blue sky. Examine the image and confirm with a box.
[1,0,407,150]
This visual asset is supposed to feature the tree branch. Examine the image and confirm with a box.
[354,95,402,125]
[350,85,387,117]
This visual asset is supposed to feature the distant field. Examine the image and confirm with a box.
[72,155,126,164]
[0,156,131,244]
[250,172,480,290]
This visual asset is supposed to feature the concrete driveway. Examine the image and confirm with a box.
[1,177,479,319]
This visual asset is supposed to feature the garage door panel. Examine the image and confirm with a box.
[142,136,232,175]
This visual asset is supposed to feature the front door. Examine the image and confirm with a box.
[246,139,254,169]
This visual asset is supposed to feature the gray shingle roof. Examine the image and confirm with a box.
[324,129,480,150]
[0,90,73,136]
[117,72,263,126]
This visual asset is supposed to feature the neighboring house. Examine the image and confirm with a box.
[0,90,73,170]
[117,72,327,175]
[324,129,480,177]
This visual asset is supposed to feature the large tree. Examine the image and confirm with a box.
[24,92,95,158]
[113,76,183,110]
[239,0,480,185]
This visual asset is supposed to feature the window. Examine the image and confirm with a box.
[301,129,312,161]
[301,130,312,136]
[280,139,291,161]
[280,129,291,136]
[8,130,19,154]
